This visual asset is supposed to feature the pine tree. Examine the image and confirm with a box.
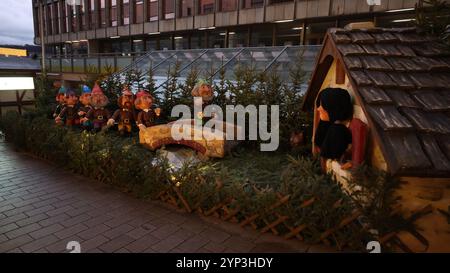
[161,61,182,118]
[416,0,450,39]
[145,62,161,105]
[214,64,229,110]
[179,65,199,108]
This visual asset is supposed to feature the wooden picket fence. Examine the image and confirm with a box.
[156,181,432,252]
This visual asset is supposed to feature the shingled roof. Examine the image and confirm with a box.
[303,27,450,178]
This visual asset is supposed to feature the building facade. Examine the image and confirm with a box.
[32,0,424,55]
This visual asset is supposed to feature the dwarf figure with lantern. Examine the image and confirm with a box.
[78,85,93,130]
[107,86,136,136]
[55,89,80,127]
[191,79,216,124]
[82,83,110,133]
[134,90,161,131]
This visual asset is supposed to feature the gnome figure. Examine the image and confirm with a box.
[55,89,80,127]
[314,88,353,172]
[53,86,67,119]
[107,86,136,136]
[83,83,110,133]
[78,85,93,130]
[134,90,160,131]
[191,80,215,124]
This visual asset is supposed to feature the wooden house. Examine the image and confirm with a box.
[302,23,450,252]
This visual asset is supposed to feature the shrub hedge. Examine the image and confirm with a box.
[1,110,414,251]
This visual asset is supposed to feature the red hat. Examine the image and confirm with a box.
[122,86,133,96]
[136,90,150,99]
[92,83,104,95]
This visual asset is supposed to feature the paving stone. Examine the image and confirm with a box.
[0,140,327,254]
[151,223,181,240]
[78,224,111,240]
[29,224,65,239]
[199,227,231,243]
[98,234,135,252]
[5,223,42,239]
[124,234,160,252]
[54,223,89,239]
[20,235,60,253]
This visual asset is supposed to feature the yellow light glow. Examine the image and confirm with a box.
[0,47,27,57]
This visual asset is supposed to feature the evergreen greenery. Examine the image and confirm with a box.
[0,51,419,251]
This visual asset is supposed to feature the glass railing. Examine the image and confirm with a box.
[44,46,322,90]
[44,52,147,74]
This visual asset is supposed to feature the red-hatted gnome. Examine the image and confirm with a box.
[53,86,66,119]
[107,86,135,136]
[134,90,160,131]
[55,89,80,127]
[83,83,110,133]
[78,85,92,130]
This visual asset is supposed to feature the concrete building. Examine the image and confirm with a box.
[32,0,424,55]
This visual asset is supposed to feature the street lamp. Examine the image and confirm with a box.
[38,0,46,76]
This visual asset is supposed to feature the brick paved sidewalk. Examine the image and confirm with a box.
[0,139,333,253]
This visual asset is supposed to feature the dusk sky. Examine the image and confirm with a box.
[0,0,34,45]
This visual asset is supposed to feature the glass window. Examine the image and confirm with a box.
[163,0,175,19]
[179,0,194,17]
[80,1,87,31]
[135,0,144,23]
[228,29,248,48]
[100,0,107,27]
[376,13,416,28]
[269,0,292,4]
[146,39,158,51]
[54,3,60,34]
[111,40,121,52]
[219,0,236,12]
[276,21,301,46]
[160,36,173,50]
[148,0,159,21]
[133,39,145,52]
[89,0,96,29]
[305,21,336,45]
[174,36,189,49]
[208,30,225,48]
[191,32,206,49]
[71,4,78,32]
[72,41,88,55]
[62,1,68,33]
[199,0,214,15]
[111,0,117,26]
[242,0,263,9]
[123,0,130,25]
[250,25,273,47]
[122,40,132,53]
[46,4,52,35]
